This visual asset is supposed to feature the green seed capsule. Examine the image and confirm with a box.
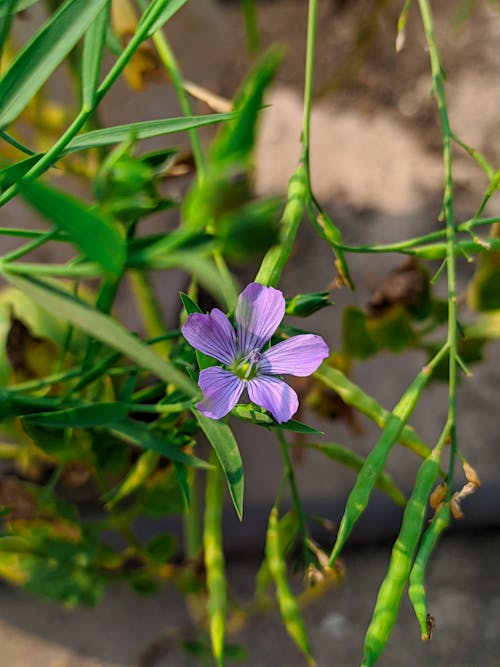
[255,163,307,288]
[361,442,444,666]
[204,455,226,667]
[314,364,432,461]
[328,347,447,567]
[266,507,315,666]
[408,503,450,640]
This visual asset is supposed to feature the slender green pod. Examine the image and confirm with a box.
[255,163,307,288]
[255,510,298,600]
[204,454,226,667]
[361,440,445,667]
[328,345,448,567]
[266,507,315,666]
[408,502,451,640]
[307,442,406,507]
[314,364,432,461]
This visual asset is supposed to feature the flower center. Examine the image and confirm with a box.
[231,349,262,380]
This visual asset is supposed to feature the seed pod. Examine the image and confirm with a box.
[266,507,315,666]
[408,503,450,640]
[204,456,226,667]
[329,346,447,567]
[362,441,444,666]
[255,164,307,288]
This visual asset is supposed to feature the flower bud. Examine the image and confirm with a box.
[286,292,332,318]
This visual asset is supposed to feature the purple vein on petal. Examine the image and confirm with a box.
[197,366,244,420]
[259,334,329,377]
[182,308,237,365]
[247,375,298,424]
[235,283,285,355]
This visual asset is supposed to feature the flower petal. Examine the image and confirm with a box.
[235,282,285,355]
[197,366,244,420]
[182,309,236,365]
[259,334,329,376]
[247,375,298,424]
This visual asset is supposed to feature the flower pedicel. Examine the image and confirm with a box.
[182,282,329,423]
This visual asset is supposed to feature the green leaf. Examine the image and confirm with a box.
[22,421,85,462]
[136,466,185,518]
[467,252,500,312]
[107,419,209,469]
[81,0,110,108]
[217,197,282,261]
[140,0,188,38]
[146,534,177,564]
[0,274,197,396]
[210,47,283,163]
[18,179,126,277]
[0,0,41,17]
[179,292,202,315]
[231,404,323,434]
[285,291,332,318]
[367,306,414,353]
[0,0,109,129]
[22,402,129,429]
[342,307,377,359]
[194,410,244,520]
[1,114,234,189]
[65,113,234,155]
[106,449,159,507]
[465,311,500,339]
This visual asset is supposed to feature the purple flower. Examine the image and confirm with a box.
[182,283,329,423]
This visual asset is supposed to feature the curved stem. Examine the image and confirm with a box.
[417,0,458,488]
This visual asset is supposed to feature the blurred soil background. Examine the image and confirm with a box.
[1,0,499,665]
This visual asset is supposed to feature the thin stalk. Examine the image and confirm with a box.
[0,260,103,277]
[417,0,458,486]
[326,216,500,255]
[1,229,58,262]
[135,0,205,181]
[128,270,171,357]
[0,130,37,156]
[300,0,317,170]
[276,431,307,561]
[241,0,260,54]
[0,228,67,239]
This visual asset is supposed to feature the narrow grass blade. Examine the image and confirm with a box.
[18,179,125,277]
[0,273,197,397]
[194,410,244,520]
[0,0,108,129]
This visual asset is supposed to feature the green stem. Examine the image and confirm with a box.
[301,0,317,170]
[0,130,37,156]
[241,0,260,54]
[327,216,500,255]
[276,431,307,560]
[0,260,103,277]
[136,0,205,182]
[1,229,58,262]
[417,0,458,487]
[128,270,171,357]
